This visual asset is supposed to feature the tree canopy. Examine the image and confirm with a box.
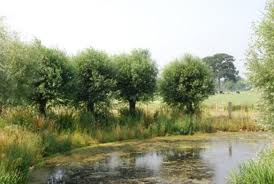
[114,49,158,113]
[247,0,274,123]
[0,21,38,107]
[30,46,72,115]
[203,53,239,91]
[74,48,116,113]
[160,54,214,114]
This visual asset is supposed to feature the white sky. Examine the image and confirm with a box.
[0,0,266,76]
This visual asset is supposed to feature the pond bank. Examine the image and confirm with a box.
[29,132,273,184]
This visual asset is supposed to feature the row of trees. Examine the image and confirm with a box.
[1,19,240,116]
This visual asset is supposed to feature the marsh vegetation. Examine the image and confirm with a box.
[0,0,273,183]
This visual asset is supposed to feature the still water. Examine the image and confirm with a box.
[29,133,271,184]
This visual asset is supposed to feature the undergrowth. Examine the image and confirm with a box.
[0,104,264,183]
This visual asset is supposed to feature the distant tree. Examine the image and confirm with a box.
[160,54,214,115]
[223,77,251,92]
[30,46,72,115]
[74,48,116,113]
[234,79,251,91]
[203,53,239,91]
[247,0,274,123]
[114,49,158,113]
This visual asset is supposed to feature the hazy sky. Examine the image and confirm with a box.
[0,0,266,76]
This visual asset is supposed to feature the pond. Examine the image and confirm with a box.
[29,133,272,184]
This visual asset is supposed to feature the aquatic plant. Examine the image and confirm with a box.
[229,148,274,184]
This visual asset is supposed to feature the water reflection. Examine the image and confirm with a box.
[107,153,122,170]
[47,169,65,184]
[135,152,163,172]
[44,149,211,184]
[29,134,270,184]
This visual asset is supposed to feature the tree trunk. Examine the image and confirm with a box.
[186,103,195,135]
[218,77,221,92]
[129,99,136,114]
[189,114,194,135]
[39,100,47,116]
[87,101,94,113]
[87,96,95,113]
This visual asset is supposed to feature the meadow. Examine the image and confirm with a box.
[204,91,261,107]
[0,91,266,184]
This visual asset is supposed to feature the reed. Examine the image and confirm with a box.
[229,148,274,184]
[0,101,266,183]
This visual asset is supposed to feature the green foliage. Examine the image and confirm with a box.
[41,132,72,156]
[160,54,214,114]
[30,46,72,115]
[0,20,11,108]
[114,49,158,113]
[230,148,274,184]
[203,53,239,91]
[0,127,42,184]
[74,48,116,113]
[0,20,37,107]
[51,110,77,132]
[223,78,251,92]
[247,0,274,126]
[0,14,269,184]
[0,164,24,184]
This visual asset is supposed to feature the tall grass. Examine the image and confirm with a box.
[229,148,274,184]
[0,102,265,183]
[0,127,41,184]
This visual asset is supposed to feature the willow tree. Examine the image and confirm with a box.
[160,54,214,115]
[247,0,274,124]
[114,49,158,113]
[74,48,116,113]
[30,46,72,115]
[160,55,214,133]
[0,20,36,110]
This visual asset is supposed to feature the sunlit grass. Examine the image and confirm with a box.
[229,148,274,184]
[0,127,42,184]
[0,91,266,183]
[204,91,261,107]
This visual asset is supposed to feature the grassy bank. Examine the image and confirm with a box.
[229,148,274,184]
[0,96,265,183]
